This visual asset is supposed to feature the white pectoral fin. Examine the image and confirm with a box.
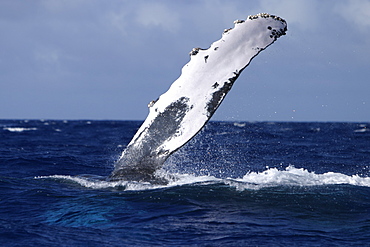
[111,13,287,181]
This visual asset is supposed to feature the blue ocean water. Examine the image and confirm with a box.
[1,120,370,246]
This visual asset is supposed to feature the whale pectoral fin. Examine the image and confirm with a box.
[112,13,287,182]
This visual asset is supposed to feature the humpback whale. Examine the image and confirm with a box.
[110,13,287,182]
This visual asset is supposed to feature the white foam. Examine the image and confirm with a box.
[4,127,37,132]
[232,166,370,190]
[354,128,368,133]
[35,166,370,191]
[35,175,132,189]
[35,173,220,191]
[233,122,246,128]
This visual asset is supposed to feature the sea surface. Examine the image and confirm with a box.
[1,120,370,246]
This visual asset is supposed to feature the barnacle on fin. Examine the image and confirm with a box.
[189,47,202,56]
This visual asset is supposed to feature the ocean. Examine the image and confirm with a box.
[1,120,369,246]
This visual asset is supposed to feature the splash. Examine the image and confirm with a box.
[35,173,218,191]
[36,166,370,191]
[228,166,370,190]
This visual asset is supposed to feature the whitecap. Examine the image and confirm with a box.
[35,172,220,191]
[35,166,370,192]
[35,175,130,189]
[354,128,368,133]
[231,166,370,190]
[3,127,37,132]
[233,122,246,128]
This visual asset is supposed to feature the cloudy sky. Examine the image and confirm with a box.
[1,0,369,122]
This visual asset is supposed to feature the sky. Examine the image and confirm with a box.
[0,0,369,122]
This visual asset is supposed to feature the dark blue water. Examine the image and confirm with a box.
[1,120,370,246]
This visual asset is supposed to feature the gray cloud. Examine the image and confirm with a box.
[0,0,369,122]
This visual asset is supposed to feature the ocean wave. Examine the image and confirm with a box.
[35,166,370,191]
[34,172,218,191]
[231,166,370,190]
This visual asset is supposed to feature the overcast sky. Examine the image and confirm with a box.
[1,0,369,122]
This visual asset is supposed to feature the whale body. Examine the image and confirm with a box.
[110,13,287,182]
